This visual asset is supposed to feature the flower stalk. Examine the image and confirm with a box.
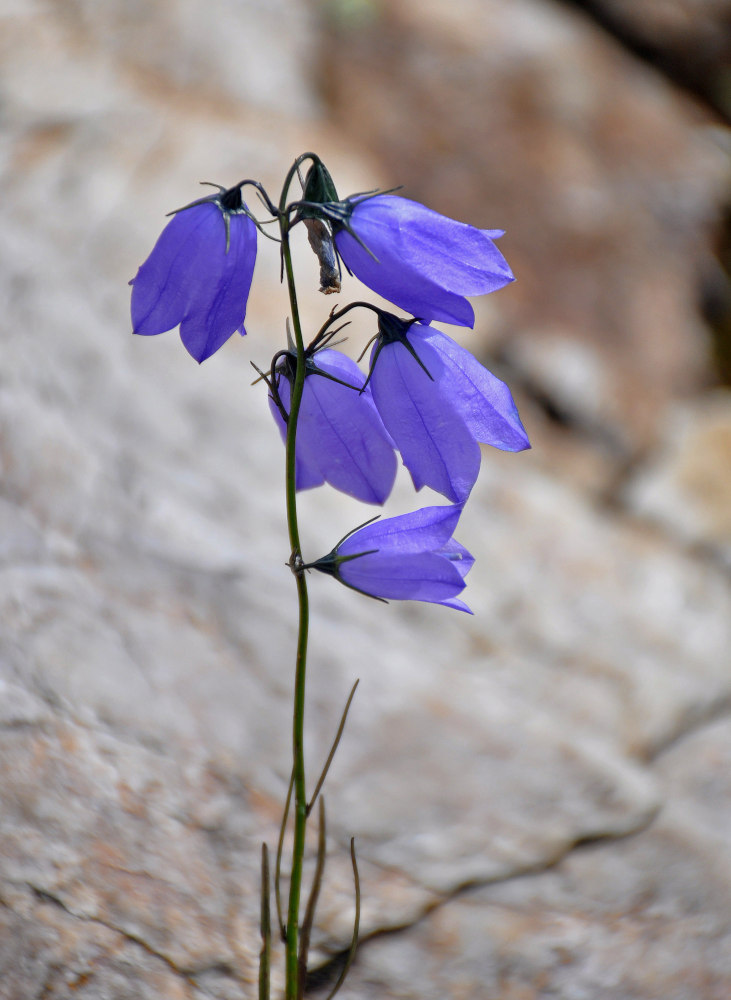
[279,185,311,1000]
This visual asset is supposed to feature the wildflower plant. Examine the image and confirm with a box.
[130,153,529,998]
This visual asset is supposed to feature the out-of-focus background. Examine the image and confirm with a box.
[1,0,730,997]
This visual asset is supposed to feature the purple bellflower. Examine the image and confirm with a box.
[270,348,397,505]
[130,185,257,363]
[367,314,530,504]
[310,504,474,612]
[332,195,514,327]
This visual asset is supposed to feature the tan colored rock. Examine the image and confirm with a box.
[321,0,728,448]
[585,0,731,118]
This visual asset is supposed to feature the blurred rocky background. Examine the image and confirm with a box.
[1,0,730,997]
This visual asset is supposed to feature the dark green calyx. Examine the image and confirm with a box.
[309,552,339,578]
[365,312,432,386]
[276,351,361,396]
[276,351,321,382]
[220,184,244,212]
[376,311,420,345]
[302,161,340,212]
[275,352,298,384]
[307,548,376,579]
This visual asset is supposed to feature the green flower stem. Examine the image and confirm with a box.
[279,213,310,1000]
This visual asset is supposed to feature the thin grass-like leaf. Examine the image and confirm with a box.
[275,769,295,942]
[308,680,359,816]
[324,838,360,1000]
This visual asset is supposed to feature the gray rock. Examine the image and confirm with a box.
[342,719,731,1000]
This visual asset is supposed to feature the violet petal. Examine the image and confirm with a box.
[131,201,257,363]
[270,351,397,504]
[339,503,463,556]
[414,326,530,452]
[336,228,475,327]
[268,391,326,490]
[334,195,515,325]
[370,339,481,503]
[339,551,468,604]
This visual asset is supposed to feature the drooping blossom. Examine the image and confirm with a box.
[270,349,397,505]
[310,504,474,612]
[130,185,257,363]
[367,314,530,503]
[332,195,514,326]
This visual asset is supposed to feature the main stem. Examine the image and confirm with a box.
[280,217,310,1000]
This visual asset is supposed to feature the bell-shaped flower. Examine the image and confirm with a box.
[332,195,514,327]
[130,185,257,363]
[310,504,474,612]
[270,349,397,505]
[367,314,530,504]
